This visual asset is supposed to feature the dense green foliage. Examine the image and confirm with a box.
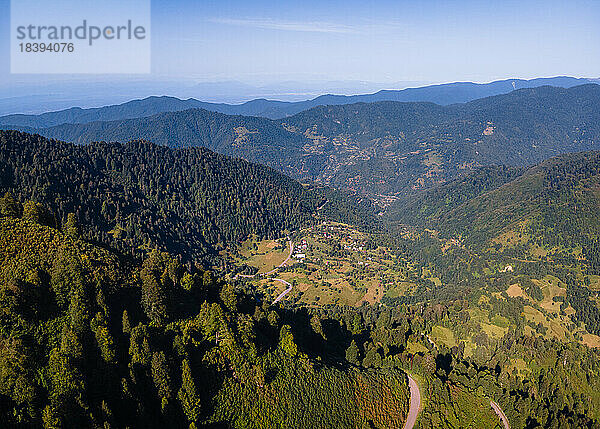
[391,151,600,251]
[0,209,412,428]
[0,130,325,262]
[388,165,524,226]
[4,88,600,428]
[2,193,600,428]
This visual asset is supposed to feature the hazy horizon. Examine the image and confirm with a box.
[1,0,598,113]
[1,0,599,82]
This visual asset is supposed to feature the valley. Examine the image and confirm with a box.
[2,85,600,428]
[1,0,599,425]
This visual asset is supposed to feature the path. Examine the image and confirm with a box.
[403,374,421,429]
[316,199,329,211]
[490,401,510,429]
[272,278,292,303]
[234,238,295,304]
[426,334,437,349]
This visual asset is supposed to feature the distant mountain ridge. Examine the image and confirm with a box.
[0,76,595,127]
[15,84,600,199]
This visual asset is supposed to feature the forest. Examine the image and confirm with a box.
[2,128,600,428]
[0,130,376,264]
[2,200,599,428]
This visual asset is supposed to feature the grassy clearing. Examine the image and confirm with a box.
[237,237,289,274]
[406,341,429,354]
[582,333,600,348]
[506,283,526,298]
[523,305,569,340]
[431,325,457,348]
[537,276,566,313]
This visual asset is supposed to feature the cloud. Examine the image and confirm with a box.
[210,18,357,34]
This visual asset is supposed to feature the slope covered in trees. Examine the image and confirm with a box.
[0,131,324,262]
[12,84,600,198]
[387,165,524,227]
[9,110,315,177]
[389,151,600,251]
[2,206,599,428]
[0,131,379,263]
[0,209,412,428]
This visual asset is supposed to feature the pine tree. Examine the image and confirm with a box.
[279,325,298,357]
[122,310,131,334]
[65,213,80,238]
[177,359,201,424]
[151,351,172,401]
[346,340,360,365]
[0,192,22,218]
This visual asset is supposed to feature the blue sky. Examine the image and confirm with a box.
[1,0,599,85]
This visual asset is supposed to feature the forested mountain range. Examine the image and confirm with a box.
[0,76,593,127]
[0,130,376,263]
[11,84,600,200]
[388,150,600,264]
[3,103,600,427]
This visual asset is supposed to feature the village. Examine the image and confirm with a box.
[228,221,423,307]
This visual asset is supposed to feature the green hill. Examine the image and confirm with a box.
[0,208,413,428]
[390,151,600,253]
[1,197,599,428]
[0,130,323,262]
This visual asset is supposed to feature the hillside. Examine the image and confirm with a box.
[3,135,600,428]
[387,165,525,227]
[2,200,599,428]
[389,151,600,252]
[0,212,417,428]
[15,109,314,177]
[0,76,594,126]
[0,130,323,262]
[284,84,600,194]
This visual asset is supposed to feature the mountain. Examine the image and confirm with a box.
[0,76,595,127]
[16,84,600,200]
[387,165,525,226]
[0,130,323,262]
[0,130,379,263]
[2,156,599,429]
[388,151,600,254]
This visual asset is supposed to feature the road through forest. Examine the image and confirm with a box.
[403,374,421,429]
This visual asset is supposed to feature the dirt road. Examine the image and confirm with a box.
[491,401,510,429]
[403,374,421,429]
[272,278,292,303]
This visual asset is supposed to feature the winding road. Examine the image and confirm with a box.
[272,278,293,303]
[403,374,421,429]
[234,238,295,303]
[491,401,510,429]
